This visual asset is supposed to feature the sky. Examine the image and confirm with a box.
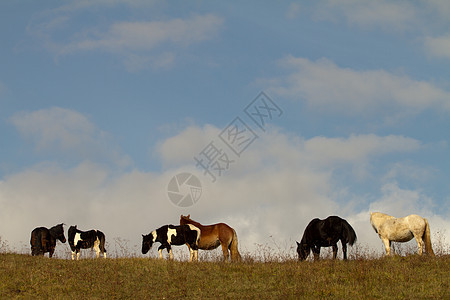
[1,0,449,259]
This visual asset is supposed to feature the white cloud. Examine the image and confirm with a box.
[286,3,301,20]
[314,0,417,31]
[302,134,421,166]
[10,107,131,168]
[269,56,450,116]
[156,124,221,169]
[28,8,223,69]
[58,14,223,54]
[424,35,450,59]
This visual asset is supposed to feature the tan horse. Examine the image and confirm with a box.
[370,212,434,256]
[180,215,241,261]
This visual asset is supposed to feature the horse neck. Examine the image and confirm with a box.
[49,226,61,238]
[184,218,203,229]
[300,234,309,245]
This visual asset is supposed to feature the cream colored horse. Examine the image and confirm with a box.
[370,212,434,256]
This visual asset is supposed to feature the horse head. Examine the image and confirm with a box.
[141,233,155,255]
[180,214,191,224]
[52,223,67,243]
[296,241,310,261]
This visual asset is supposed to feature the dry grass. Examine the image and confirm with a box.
[1,248,449,299]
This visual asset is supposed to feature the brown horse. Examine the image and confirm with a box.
[180,215,241,261]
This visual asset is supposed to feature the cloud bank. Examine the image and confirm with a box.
[269,56,450,117]
[28,9,223,70]
[2,112,448,258]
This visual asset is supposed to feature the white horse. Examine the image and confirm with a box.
[370,212,434,256]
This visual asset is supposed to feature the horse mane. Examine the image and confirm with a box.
[180,215,203,228]
[49,223,64,237]
[300,218,320,244]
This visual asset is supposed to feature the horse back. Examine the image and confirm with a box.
[188,221,234,250]
[79,230,98,240]
[31,227,52,254]
[302,216,356,246]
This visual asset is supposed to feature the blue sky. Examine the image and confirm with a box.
[1,1,449,258]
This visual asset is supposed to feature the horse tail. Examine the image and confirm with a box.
[229,229,241,262]
[423,218,434,255]
[342,220,357,246]
[30,229,41,256]
[97,230,107,254]
[30,230,37,255]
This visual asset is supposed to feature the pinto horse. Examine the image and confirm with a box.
[68,225,107,260]
[297,216,357,261]
[370,212,434,256]
[142,224,200,262]
[180,215,241,261]
[30,223,66,257]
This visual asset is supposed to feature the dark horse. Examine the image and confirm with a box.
[30,223,66,257]
[180,214,241,261]
[142,224,201,262]
[68,225,107,260]
[297,216,357,261]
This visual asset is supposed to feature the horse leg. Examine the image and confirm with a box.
[194,249,198,262]
[158,245,165,259]
[188,245,194,262]
[221,243,230,261]
[382,238,391,256]
[168,246,174,260]
[76,249,81,260]
[313,246,320,261]
[190,242,199,262]
[332,244,338,259]
[342,242,348,260]
[186,244,193,262]
[94,239,102,258]
[414,235,424,255]
[41,237,47,256]
[71,251,76,260]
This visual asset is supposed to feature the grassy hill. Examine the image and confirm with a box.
[1,252,448,299]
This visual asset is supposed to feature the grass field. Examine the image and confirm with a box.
[1,251,448,299]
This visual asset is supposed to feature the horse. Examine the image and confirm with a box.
[30,223,66,257]
[370,212,434,256]
[68,225,107,260]
[141,224,201,262]
[296,216,357,261]
[180,214,241,261]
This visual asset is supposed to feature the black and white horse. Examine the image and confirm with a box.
[30,223,66,257]
[142,224,201,262]
[68,225,107,260]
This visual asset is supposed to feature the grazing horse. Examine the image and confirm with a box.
[68,225,107,260]
[141,224,200,262]
[370,212,434,256]
[180,215,241,261]
[30,223,66,257]
[297,216,357,261]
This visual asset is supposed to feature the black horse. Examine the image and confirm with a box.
[30,223,66,257]
[68,225,107,260]
[297,216,357,261]
[142,224,201,262]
